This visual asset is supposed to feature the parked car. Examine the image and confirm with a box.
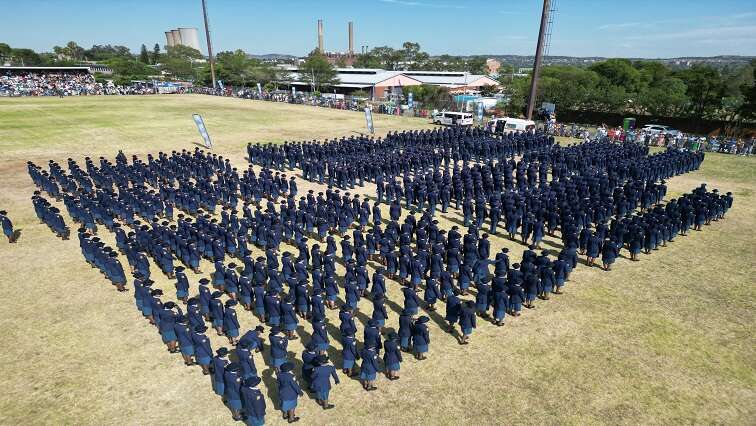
[642,124,679,136]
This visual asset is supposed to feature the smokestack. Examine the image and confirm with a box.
[317,19,324,53]
[348,21,354,56]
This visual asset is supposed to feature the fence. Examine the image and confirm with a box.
[556,110,756,137]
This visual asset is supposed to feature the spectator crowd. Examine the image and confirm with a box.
[0,70,170,97]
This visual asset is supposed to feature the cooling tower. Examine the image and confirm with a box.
[165,31,176,47]
[171,29,183,46]
[178,27,201,51]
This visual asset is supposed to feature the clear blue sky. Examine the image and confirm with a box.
[1,0,755,58]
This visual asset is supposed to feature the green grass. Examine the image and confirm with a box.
[0,95,754,425]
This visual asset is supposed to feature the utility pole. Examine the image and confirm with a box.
[526,0,550,120]
[201,0,217,91]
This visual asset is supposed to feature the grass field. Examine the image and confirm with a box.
[0,95,754,425]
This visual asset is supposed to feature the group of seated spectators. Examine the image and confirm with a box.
[0,70,102,96]
[0,69,177,97]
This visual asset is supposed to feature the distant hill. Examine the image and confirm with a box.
[248,52,754,69]
[247,53,298,61]
[474,55,756,69]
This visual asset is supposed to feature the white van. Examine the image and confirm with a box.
[432,111,474,126]
[489,117,536,134]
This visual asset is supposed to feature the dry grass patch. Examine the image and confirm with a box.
[0,96,754,425]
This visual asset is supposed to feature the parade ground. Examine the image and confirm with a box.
[0,95,754,425]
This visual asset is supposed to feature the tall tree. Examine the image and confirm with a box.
[538,66,600,111]
[139,44,150,64]
[151,43,161,64]
[160,45,204,80]
[83,44,133,61]
[637,77,689,116]
[400,41,428,69]
[10,48,43,66]
[674,64,724,118]
[299,51,340,92]
[0,42,12,62]
[590,58,642,94]
[105,57,154,83]
[166,45,204,60]
[403,85,453,110]
[372,46,402,70]
[740,60,756,120]
[64,41,85,61]
[353,52,382,68]
[465,56,488,74]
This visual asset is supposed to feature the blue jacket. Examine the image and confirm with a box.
[237,346,257,377]
[342,337,359,361]
[270,335,288,359]
[311,365,339,392]
[212,355,228,384]
[223,307,240,331]
[383,340,403,366]
[460,307,477,329]
[277,371,303,401]
[363,326,382,350]
[411,322,430,346]
[241,386,266,418]
[311,321,329,345]
[191,331,213,359]
[360,348,381,374]
[223,369,242,400]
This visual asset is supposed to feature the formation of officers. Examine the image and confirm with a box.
[23,126,734,424]
[248,127,555,189]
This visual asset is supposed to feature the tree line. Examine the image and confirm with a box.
[2,39,753,124]
[354,42,489,74]
[504,58,755,124]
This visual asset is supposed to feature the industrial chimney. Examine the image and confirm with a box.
[317,19,324,53]
[348,21,354,56]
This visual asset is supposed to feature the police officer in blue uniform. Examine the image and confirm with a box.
[277,361,303,423]
[383,332,403,381]
[311,355,339,409]
[240,376,266,426]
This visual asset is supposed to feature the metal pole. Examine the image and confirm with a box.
[201,0,217,90]
[526,0,550,120]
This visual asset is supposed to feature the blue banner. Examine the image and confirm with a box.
[257,83,262,95]
[408,92,414,108]
[192,113,213,149]
[476,102,484,121]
